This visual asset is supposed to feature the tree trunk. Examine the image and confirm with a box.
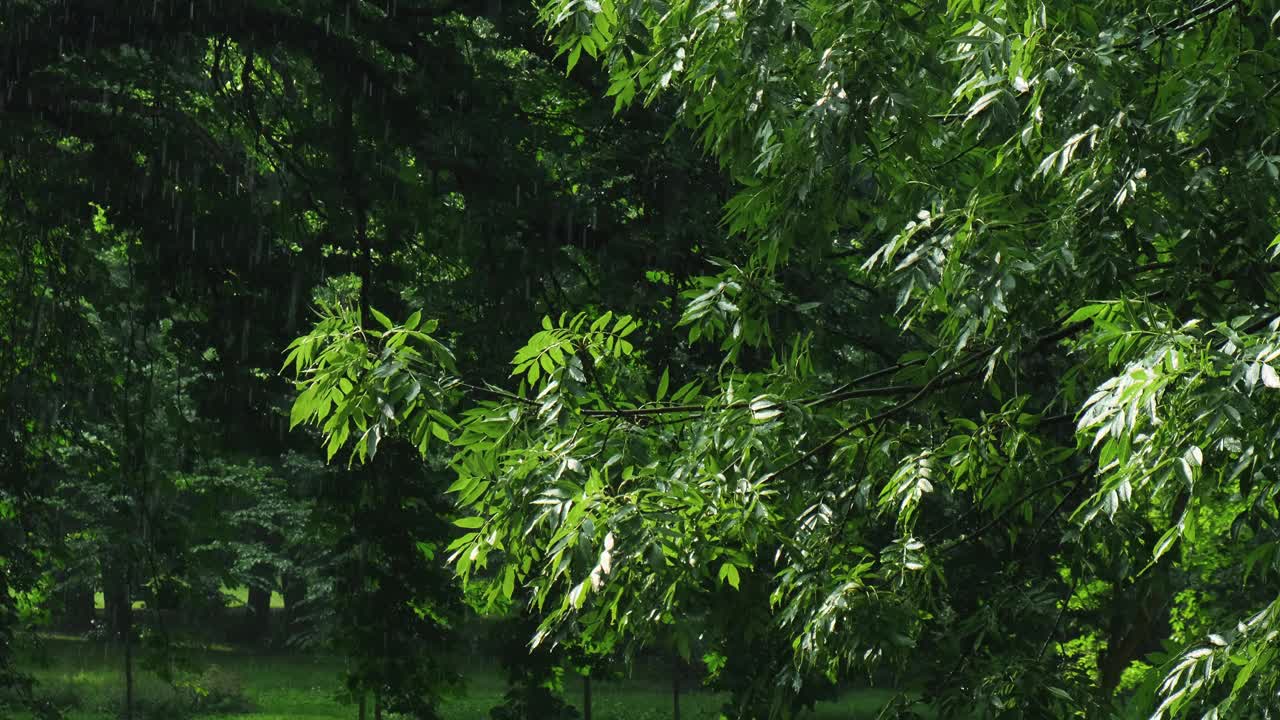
[124,629,134,720]
[671,657,680,720]
[282,571,306,638]
[247,579,272,644]
[60,583,94,632]
[103,563,130,641]
[583,672,592,720]
[1098,571,1173,697]
[358,692,367,720]
[122,567,134,720]
[373,691,382,720]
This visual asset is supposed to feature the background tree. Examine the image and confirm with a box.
[2,0,726,716]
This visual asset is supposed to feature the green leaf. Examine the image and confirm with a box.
[501,566,516,599]
[718,563,740,589]
[430,422,451,442]
[965,89,1003,122]
[370,307,394,330]
[656,367,670,401]
[1065,303,1106,324]
[454,516,485,529]
[1151,525,1181,564]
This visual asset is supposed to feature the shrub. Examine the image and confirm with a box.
[10,665,252,720]
[186,664,254,714]
[31,677,84,712]
[118,673,197,720]
[488,685,580,720]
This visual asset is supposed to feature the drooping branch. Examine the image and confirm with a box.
[760,358,989,484]
[932,465,1095,553]
[1118,0,1243,50]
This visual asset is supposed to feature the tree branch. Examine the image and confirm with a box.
[934,464,1095,553]
[760,356,990,484]
[1118,0,1242,50]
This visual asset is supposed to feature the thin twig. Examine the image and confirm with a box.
[1117,0,1242,50]
[936,465,1095,553]
[1038,575,1080,661]
[760,358,988,484]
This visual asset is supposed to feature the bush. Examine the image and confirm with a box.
[488,685,580,720]
[31,677,84,712]
[117,673,198,720]
[185,664,254,714]
[14,665,253,720]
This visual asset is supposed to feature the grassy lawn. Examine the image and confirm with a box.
[10,636,911,719]
[92,587,285,611]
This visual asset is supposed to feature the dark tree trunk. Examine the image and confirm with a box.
[124,629,134,720]
[282,571,306,637]
[154,577,182,611]
[1098,572,1173,696]
[60,584,95,632]
[671,657,681,720]
[246,578,272,644]
[582,672,592,720]
[121,566,135,720]
[102,564,130,641]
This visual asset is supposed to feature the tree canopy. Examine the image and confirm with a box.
[5,0,1280,719]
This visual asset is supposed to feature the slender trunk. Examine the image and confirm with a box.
[124,633,134,720]
[286,267,302,332]
[373,691,382,720]
[671,657,680,720]
[582,672,592,720]
[123,566,134,720]
[337,70,371,326]
[103,562,130,640]
[356,207,370,323]
[358,692,367,720]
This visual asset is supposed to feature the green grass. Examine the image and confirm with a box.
[10,636,910,719]
[91,593,146,611]
[92,587,285,611]
[219,587,286,610]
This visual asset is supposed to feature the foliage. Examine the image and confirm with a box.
[7,0,1280,716]
[288,0,1280,718]
[3,0,722,712]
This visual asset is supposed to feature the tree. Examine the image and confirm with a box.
[290,0,1280,717]
[3,1,727,717]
